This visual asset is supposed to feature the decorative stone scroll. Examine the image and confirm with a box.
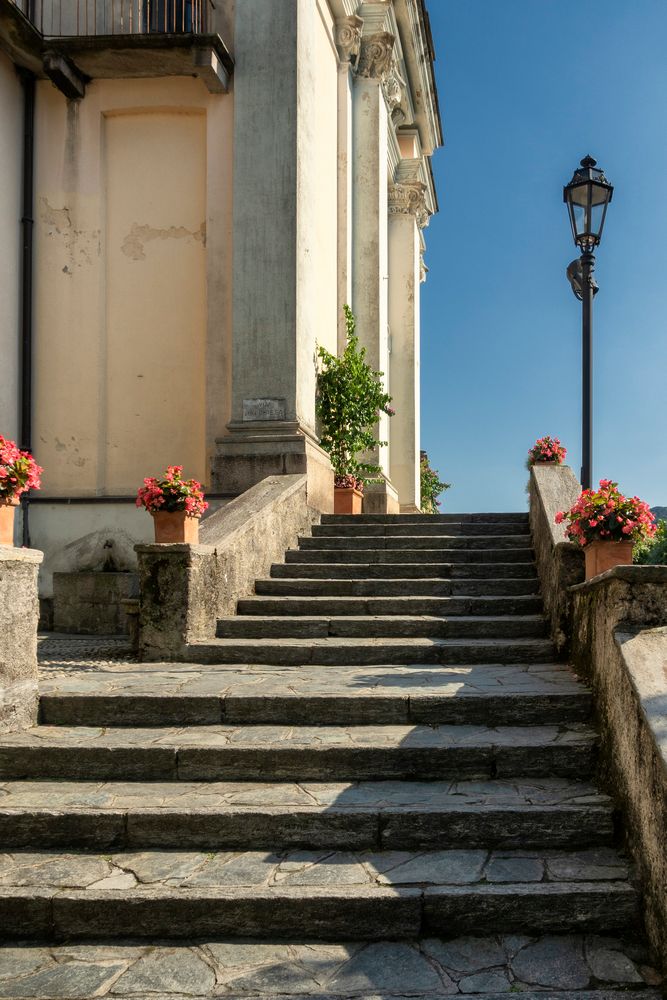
[357,31,395,80]
[388,180,430,230]
[335,15,363,66]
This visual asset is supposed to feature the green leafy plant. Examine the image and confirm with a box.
[316,305,394,489]
[634,519,667,564]
[420,451,450,514]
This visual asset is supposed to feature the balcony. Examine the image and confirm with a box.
[11,0,212,37]
[2,0,232,94]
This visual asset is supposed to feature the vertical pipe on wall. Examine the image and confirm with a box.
[19,70,35,548]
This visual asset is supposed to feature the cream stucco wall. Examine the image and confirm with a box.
[0,52,22,442]
[32,76,232,496]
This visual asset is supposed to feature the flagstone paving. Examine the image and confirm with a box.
[1,513,662,994]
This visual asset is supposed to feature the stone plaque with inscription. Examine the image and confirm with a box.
[242,398,287,421]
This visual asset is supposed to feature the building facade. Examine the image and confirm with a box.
[0,0,441,597]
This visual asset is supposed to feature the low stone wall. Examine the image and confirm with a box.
[570,567,667,970]
[53,571,138,635]
[0,546,43,732]
[137,475,318,660]
[528,464,584,653]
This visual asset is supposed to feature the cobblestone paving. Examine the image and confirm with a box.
[0,846,633,891]
[38,635,137,668]
[0,936,661,997]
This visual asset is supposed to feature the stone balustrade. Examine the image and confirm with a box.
[0,545,43,732]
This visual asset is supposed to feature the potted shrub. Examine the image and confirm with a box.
[528,436,567,466]
[136,465,208,543]
[556,479,657,580]
[0,436,42,546]
[420,451,450,514]
[316,305,394,514]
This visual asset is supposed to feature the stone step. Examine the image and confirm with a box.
[216,614,547,640]
[0,847,638,941]
[0,777,613,850]
[298,534,531,550]
[270,562,537,580]
[187,636,556,666]
[286,546,536,564]
[238,595,544,617]
[39,662,590,728]
[0,935,660,996]
[323,512,530,524]
[254,578,541,597]
[0,723,596,782]
[312,523,531,537]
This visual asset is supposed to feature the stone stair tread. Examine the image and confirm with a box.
[238,595,543,613]
[285,547,536,562]
[298,535,531,549]
[0,845,633,891]
[270,563,538,579]
[253,580,541,597]
[0,935,660,998]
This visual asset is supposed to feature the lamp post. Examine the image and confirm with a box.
[563,155,613,490]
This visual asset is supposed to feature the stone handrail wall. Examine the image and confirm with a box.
[528,464,584,652]
[136,474,319,660]
[570,567,667,970]
[0,546,43,732]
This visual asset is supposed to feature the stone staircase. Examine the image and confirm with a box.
[0,512,662,997]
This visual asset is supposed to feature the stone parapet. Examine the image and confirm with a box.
[0,545,43,732]
[528,464,584,652]
[136,475,319,660]
[570,566,667,969]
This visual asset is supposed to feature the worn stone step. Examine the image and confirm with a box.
[216,614,547,640]
[0,935,660,997]
[0,723,596,782]
[238,595,544,617]
[298,534,532,551]
[286,546,535,564]
[187,636,556,666]
[322,512,531,524]
[254,578,540,597]
[313,523,531,537]
[0,847,637,941]
[270,562,538,581]
[39,662,590,728]
[0,777,613,850]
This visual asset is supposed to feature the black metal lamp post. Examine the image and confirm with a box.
[563,155,614,490]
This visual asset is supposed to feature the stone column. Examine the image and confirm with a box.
[0,546,43,732]
[335,15,362,354]
[211,0,333,513]
[388,178,429,511]
[351,26,398,514]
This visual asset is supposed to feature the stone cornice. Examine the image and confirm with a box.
[335,15,363,66]
[357,30,395,79]
[388,180,430,229]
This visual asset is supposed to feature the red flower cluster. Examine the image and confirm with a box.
[334,474,364,493]
[0,436,42,501]
[528,436,567,465]
[555,479,656,547]
[136,465,208,516]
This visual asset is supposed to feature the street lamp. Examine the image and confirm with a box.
[564,155,613,490]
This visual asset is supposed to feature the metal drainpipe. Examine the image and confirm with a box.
[19,70,35,548]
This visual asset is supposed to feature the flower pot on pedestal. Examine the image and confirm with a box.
[151,511,200,544]
[0,498,19,546]
[334,487,363,515]
[584,540,634,580]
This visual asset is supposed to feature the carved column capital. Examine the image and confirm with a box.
[388,181,430,229]
[357,31,395,80]
[335,15,363,66]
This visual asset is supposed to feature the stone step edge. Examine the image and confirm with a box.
[1,882,639,941]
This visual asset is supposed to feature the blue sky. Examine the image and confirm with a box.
[421,1,667,512]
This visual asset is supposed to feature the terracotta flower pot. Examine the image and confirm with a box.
[334,486,363,515]
[584,540,634,580]
[0,497,19,546]
[151,510,200,543]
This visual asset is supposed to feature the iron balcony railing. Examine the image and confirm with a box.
[11,0,212,36]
